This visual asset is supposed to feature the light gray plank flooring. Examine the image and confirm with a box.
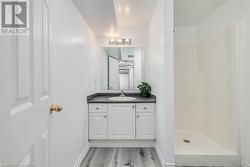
[80,147,162,167]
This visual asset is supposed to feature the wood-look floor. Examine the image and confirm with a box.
[80,147,162,167]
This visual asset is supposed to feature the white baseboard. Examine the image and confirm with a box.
[89,139,155,147]
[154,143,165,166]
[175,154,240,167]
[154,144,175,167]
[73,143,90,167]
[165,163,176,167]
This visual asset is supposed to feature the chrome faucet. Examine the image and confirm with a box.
[120,90,126,97]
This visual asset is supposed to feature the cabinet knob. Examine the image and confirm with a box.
[104,115,107,118]
[144,107,147,110]
[137,115,139,118]
[132,106,135,108]
[96,107,99,110]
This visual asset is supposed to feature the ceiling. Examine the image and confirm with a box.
[114,0,157,29]
[73,0,118,37]
[73,0,228,34]
[174,0,229,27]
[73,0,158,38]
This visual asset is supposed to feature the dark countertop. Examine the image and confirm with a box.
[87,93,156,103]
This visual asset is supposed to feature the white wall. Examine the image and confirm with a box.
[198,25,238,151]
[174,27,206,132]
[146,0,174,165]
[197,1,250,165]
[49,0,97,166]
[197,0,250,42]
[163,0,175,165]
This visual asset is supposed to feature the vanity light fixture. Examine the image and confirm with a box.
[109,38,132,45]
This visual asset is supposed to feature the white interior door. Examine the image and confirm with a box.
[1,0,52,166]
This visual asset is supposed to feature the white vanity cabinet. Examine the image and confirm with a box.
[89,113,107,139]
[136,104,155,139]
[108,104,135,139]
[88,103,155,140]
[136,113,155,139]
[89,104,108,139]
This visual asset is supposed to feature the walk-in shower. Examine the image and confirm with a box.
[174,0,241,166]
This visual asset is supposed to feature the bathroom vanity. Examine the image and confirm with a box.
[87,47,157,146]
[87,93,156,141]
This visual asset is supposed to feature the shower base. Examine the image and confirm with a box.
[175,129,240,166]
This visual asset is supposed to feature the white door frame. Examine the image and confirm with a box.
[0,33,3,167]
[237,16,250,167]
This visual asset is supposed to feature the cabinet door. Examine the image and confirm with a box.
[108,104,135,139]
[89,113,107,139]
[136,113,155,139]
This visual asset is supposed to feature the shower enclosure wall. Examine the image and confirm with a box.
[174,2,242,165]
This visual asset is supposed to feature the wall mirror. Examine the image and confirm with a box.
[100,47,144,90]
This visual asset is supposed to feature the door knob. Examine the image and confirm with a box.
[49,104,63,113]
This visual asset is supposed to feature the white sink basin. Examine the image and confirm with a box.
[108,96,136,101]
